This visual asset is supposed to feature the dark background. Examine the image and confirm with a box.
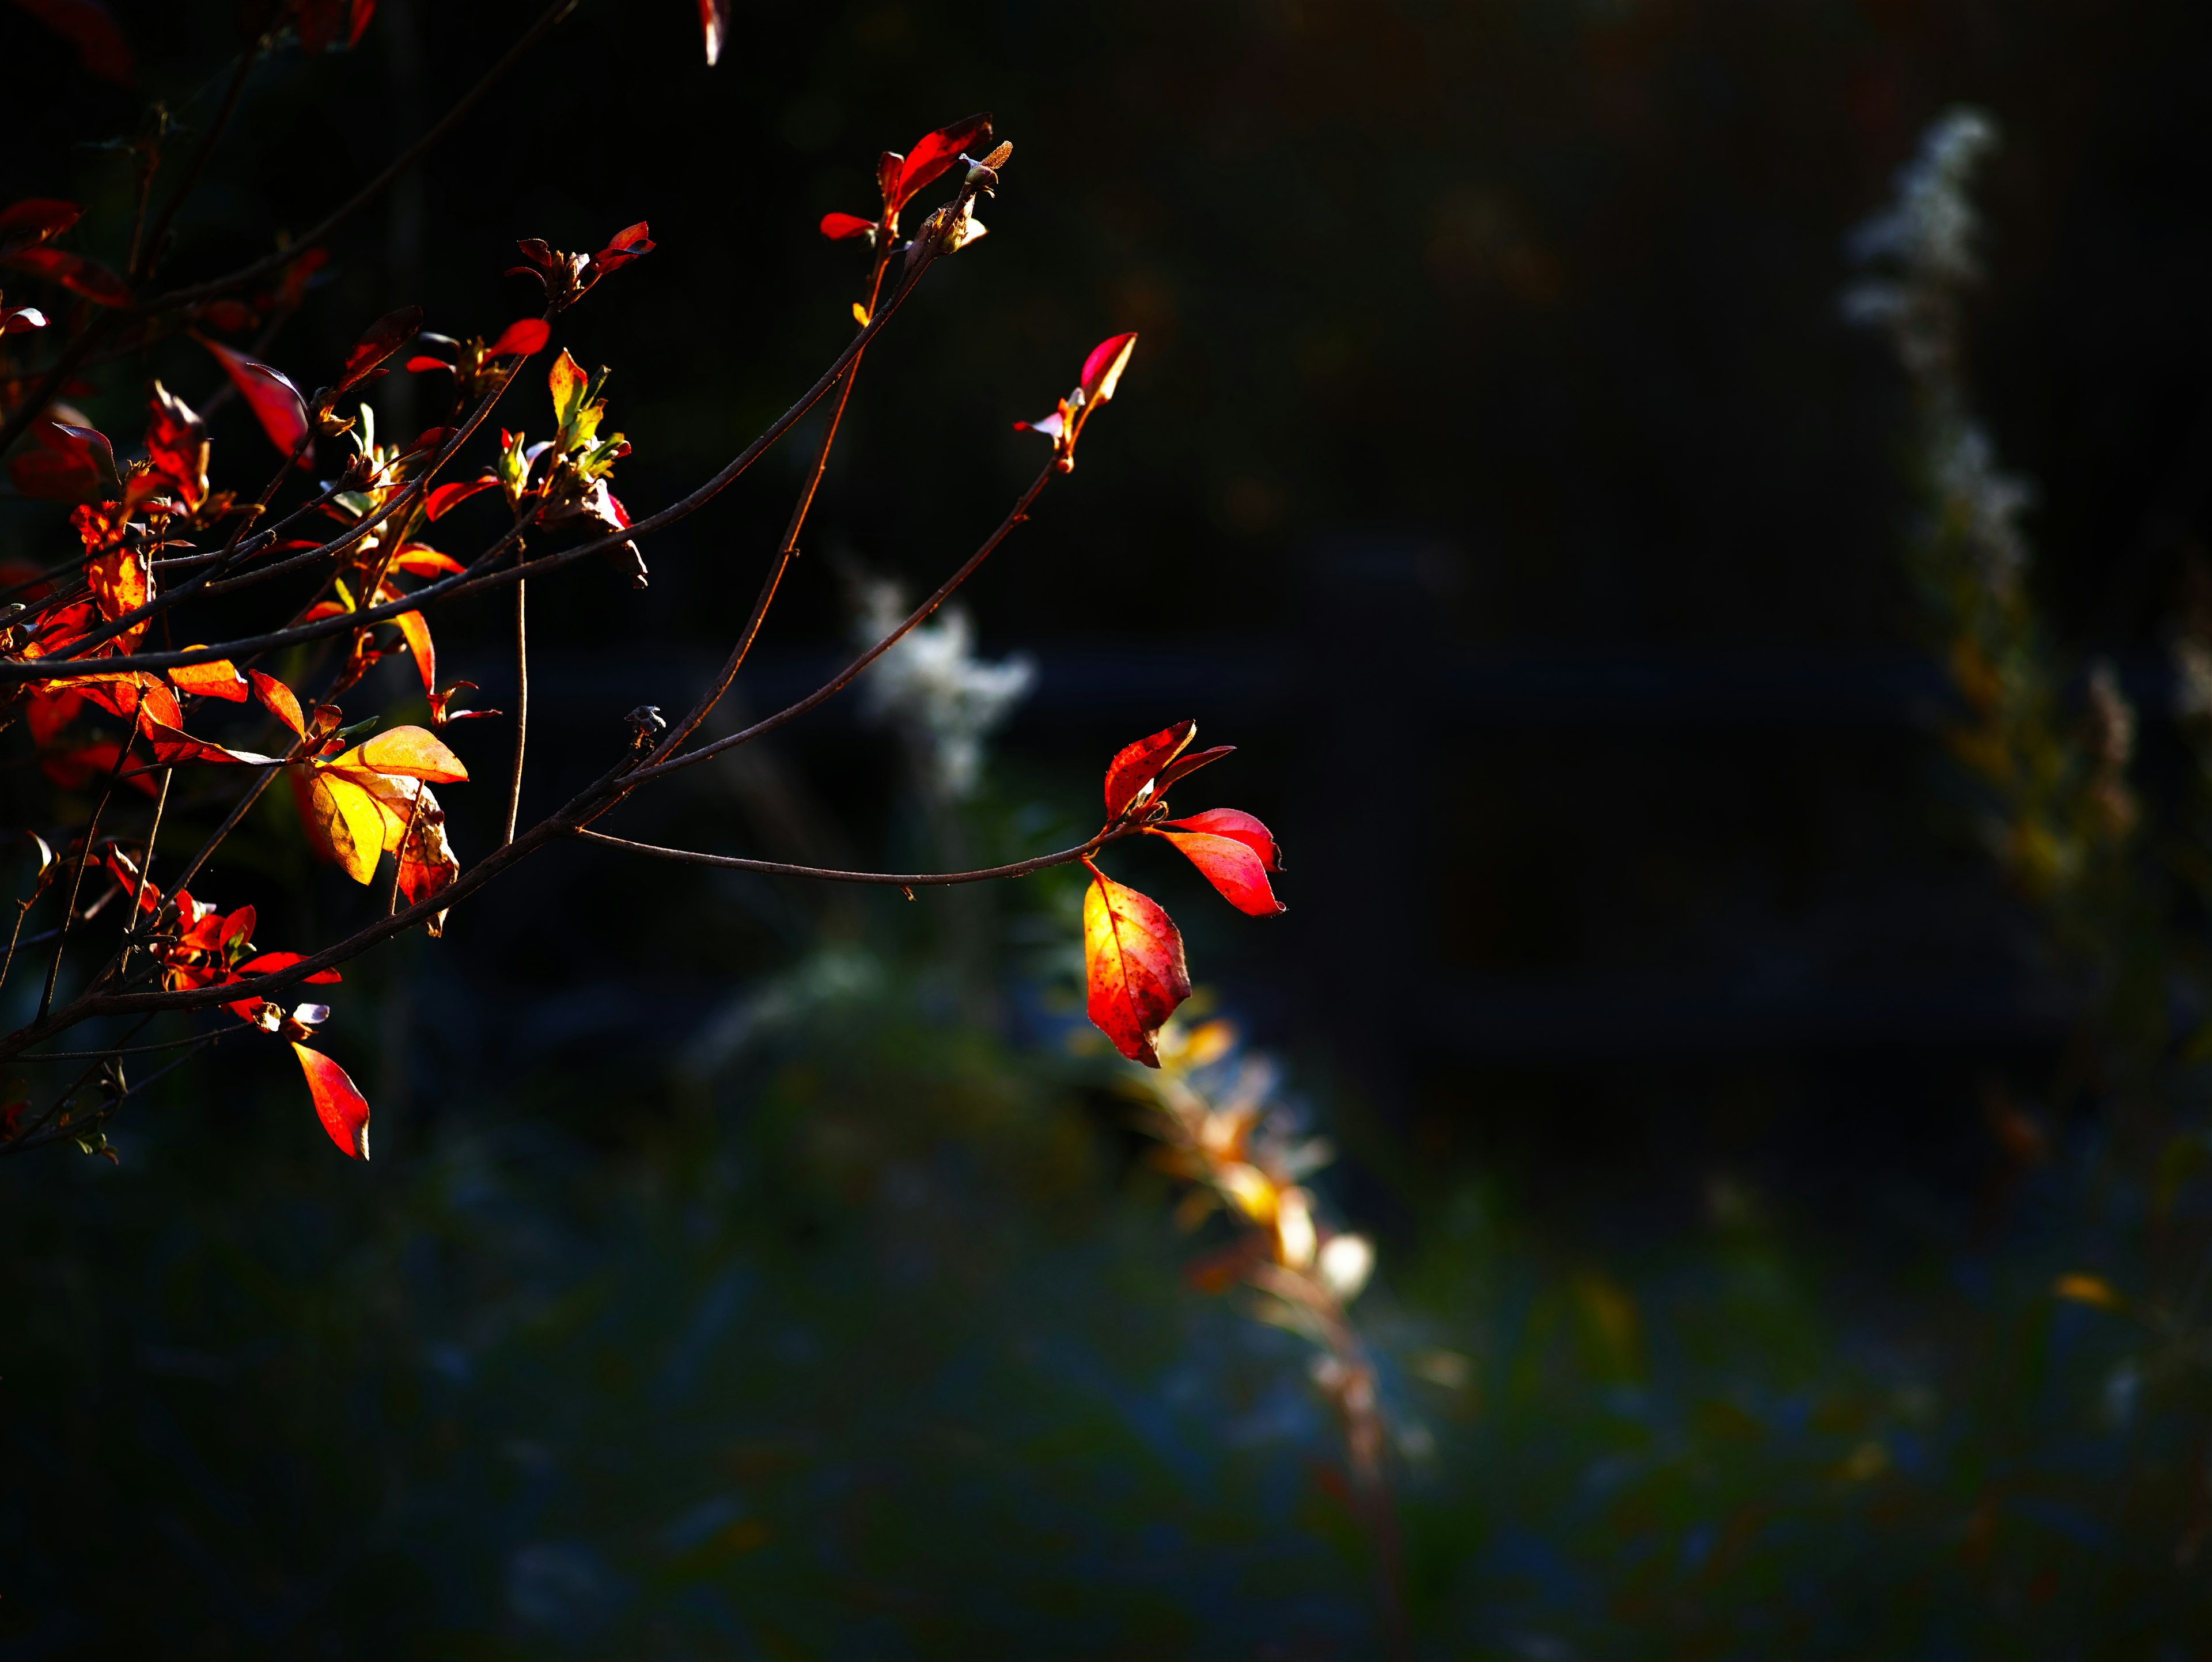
[5,0,2212,1654]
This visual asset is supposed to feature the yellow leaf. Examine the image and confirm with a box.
[309,771,384,884]
[851,302,870,327]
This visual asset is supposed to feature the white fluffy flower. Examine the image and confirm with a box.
[854,580,1034,800]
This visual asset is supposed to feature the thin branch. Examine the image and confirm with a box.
[624,460,1055,789]
[116,767,171,980]
[570,824,1127,886]
[18,1028,231,1062]
[38,784,112,1023]
[0,236,952,684]
[503,577,528,844]
[132,43,264,285]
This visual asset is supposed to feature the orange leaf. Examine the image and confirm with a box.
[1104,720,1196,819]
[168,654,249,701]
[389,543,464,578]
[1083,869,1190,1067]
[484,317,550,357]
[393,610,434,693]
[249,671,306,737]
[335,724,466,783]
[292,1043,370,1160]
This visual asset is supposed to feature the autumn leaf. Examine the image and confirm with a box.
[293,1043,370,1159]
[1104,720,1196,819]
[425,476,498,520]
[12,0,135,82]
[587,222,654,279]
[393,610,434,692]
[889,114,993,211]
[0,300,46,335]
[484,316,550,357]
[333,304,423,394]
[1152,808,1285,917]
[1083,866,1191,1067]
[0,198,82,258]
[139,717,274,768]
[306,771,384,882]
[145,381,210,513]
[3,244,131,306]
[168,655,249,702]
[198,336,310,463]
[335,724,467,782]
[819,211,876,242]
[11,422,120,504]
[1015,332,1138,467]
[249,671,306,737]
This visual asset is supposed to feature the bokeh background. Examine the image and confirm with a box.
[5,0,2212,1654]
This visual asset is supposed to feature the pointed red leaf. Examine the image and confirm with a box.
[5,244,131,306]
[591,221,654,274]
[484,316,550,357]
[238,951,340,984]
[293,1043,370,1159]
[9,422,119,503]
[1083,870,1191,1067]
[698,0,726,63]
[819,211,876,241]
[139,717,275,767]
[1080,331,1139,404]
[1104,720,1196,819]
[425,476,498,520]
[198,336,309,463]
[1152,809,1284,917]
[0,198,82,252]
[334,304,422,393]
[892,114,993,210]
[1155,743,1234,796]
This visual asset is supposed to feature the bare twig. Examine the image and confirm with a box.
[37,785,112,1023]
[570,824,1128,886]
[503,577,528,845]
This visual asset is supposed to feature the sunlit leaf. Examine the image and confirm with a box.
[1152,809,1285,917]
[1104,720,1196,819]
[249,671,306,738]
[1083,869,1191,1067]
[892,114,993,211]
[168,656,249,702]
[306,771,384,883]
[393,610,434,693]
[820,212,875,241]
[198,336,310,463]
[292,1043,370,1159]
[10,422,119,504]
[697,0,726,62]
[484,316,550,357]
[425,476,497,520]
[336,724,467,783]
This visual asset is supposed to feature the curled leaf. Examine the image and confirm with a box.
[336,724,467,782]
[306,771,383,882]
[292,1043,370,1160]
[334,304,423,393]
[1082,869,1191,1067]
[425,476,497,520]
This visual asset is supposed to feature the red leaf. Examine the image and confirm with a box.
[892,114,993,211]
[292,1043,370,1160]
[425,476,497,521]
[389,544,464,577]
[198,297,257,332]
[1080,331,1139,404]
[0,303,46,335]
[1103,720,1196,819]
[3,244,131,306]
[238,951,340,984]
[819,211,876,241]
[1152,809,1285,917]
[0,198,82,252]
[592,221,654,274]
[698,0,726,63]
[249,670,306,737]
[334,304,422,393]
[404,354,452,374]
[198,336,309,463]
[484,316,550,357]
[1155,743,1234,796]
[13,0,134,82]
[145,381,210,513]
[1082,870,1190,1067]
[393,609,434,692]
[219,904,257,953]
[8,421,119,503]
